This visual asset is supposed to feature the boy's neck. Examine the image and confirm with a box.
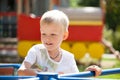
[48,49,62,61]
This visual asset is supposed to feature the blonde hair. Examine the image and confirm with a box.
[40,10,69,32]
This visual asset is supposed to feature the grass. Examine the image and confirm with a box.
[77,57,120,79]
[99,74,120,79]
[98,58,120,79]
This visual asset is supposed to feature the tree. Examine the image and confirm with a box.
[105,0,120,31]
[77,0,120,31]
[77,0,100,7]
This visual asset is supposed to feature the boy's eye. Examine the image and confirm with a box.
[51,34,56,36]
[41,33,46,36]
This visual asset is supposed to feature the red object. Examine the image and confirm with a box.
[17,14,103,41]
[17,14,41,40]
[68,25,103,41]
[0,67,14,75]
[0,12,16,16]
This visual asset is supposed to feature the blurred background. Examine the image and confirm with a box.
[0,0,120,78]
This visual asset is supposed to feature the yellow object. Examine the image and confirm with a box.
[88,43,104,59]
[70,21,103,26]
[71,42,87,60]
[61,42,70,52]
[18,41,41,58]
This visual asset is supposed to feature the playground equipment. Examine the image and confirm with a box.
[0,64,20,75]
[0,64,120,80]
[17,7,105,63]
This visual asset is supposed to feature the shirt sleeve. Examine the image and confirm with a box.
[24,46,37,65]
[70,55,79,73]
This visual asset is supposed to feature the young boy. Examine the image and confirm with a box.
[18,10,101,77]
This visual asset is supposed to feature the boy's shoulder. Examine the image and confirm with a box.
[61,49,74,57]
[61,49,75,61]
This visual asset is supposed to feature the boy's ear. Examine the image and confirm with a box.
[63,32,69,40]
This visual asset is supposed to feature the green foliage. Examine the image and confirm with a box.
[103,27,113,41]
[103,26,120,52]
[74,0,120,32]
[105,0,120,31]
[98,58,120,79]
[112,31,120,51]
[70,0,82,8]
[116,25,120,32]
[78,58,120,79]
[77,0,100,7]
[99,74,120,79]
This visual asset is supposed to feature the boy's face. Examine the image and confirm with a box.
[40,22,66,51]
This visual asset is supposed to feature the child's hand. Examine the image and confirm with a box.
[34,68,42,72]
[85,65,102,77]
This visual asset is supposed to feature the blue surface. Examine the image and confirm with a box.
[0,64,21,69]
[0,76,36,80]
[0,64,120,80]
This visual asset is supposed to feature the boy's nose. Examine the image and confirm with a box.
[45,36,51,41]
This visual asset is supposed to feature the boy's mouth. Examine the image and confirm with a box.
[45,43,53,46]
